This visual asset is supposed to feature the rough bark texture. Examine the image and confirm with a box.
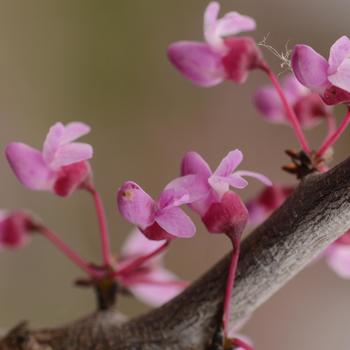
[2,157,350,350]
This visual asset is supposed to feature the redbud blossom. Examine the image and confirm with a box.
[6,122,93,197]
[292,36,350,105]
[0,210,37,249]
[246,185,295,225]
[117,229,186,306]
[117,175,208,240]
[254,74,330,128]
[181,150,271,236]
[168,1,263,87]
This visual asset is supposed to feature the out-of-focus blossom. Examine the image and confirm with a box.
[254,74,330,128]
[6,122,93,197]
[0,210,37,249]
[325,230,350,278]
[168,1,263,87]
[292,36,350,105]
[246,185,295,225]
[117,176,208,240]
[181,150,271,235]
[117,229,187,306]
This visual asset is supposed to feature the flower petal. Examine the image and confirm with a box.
[214,149,243,177]
[168,41,225,87]
[156,207,196,238]
[181,151,212,178]
[42,122,65,164]
[328,58,350,93]
[117,181,156,230]
[328,36,350,74]
[126,267,186,307]
[327,245,350,279]
[6,143,54,191]
[61,122,91,144]
[216,11,256,37]
[204,1,220,44]
[291,44,329,92]
[49,142,93,168]
[234,170,272,186]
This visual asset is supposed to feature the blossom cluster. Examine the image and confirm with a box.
[2,1,350,349]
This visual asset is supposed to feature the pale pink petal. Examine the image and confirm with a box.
[6,143,54,191]
[282,74,308,100]
[42,122,65,164]
[254,86,285,123]
[155,207,196,238]
[160,175,209,209]
[328,36,350,74]
[49,142,93,168]
[234,170,272,186]
[292,44,329,92]
[61,122,91,144]
[117,182,156,230]
[203,1,220,47]
[328,58,350,92]
[127,267,186,307]
[327,245,350,278]
[0,210,7,221]
[209,174,248,193]
[121,228,166,261]
[168,41,225,87]
[181,151,212,179]
[214,149,243,177]
[215,12,256,37]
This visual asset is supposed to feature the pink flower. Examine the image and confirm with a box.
[254,74,330,128]
[117,229,187,306]
[325,230,350,278]
[292,36,350,105]
[246,185,295,225]
[6,122,93,197]
[181,150,271,235]
[117,175,208,240]
[167,1,262,86]
[0,210,37,249]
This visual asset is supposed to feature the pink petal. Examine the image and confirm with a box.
[254,86,285,123]
[167,41,225,87]
[234,170,272,186]
[42,122,65,164]
[117,182,156,230]
[49,142,93,168]
[328,36,350,74]
[292,44,329,92]
[61,122,91,144]
[160,175,209,209]
[203,2,220,47]
[214,149,243,177]
[327,245,350,279]
[209,174,248,194]
[126,267,186,307]
[155,207,196,238]
[181,151,212,178]
[6,143,54,191]
[282,73,308,100]
[215,11,256,37]
[328,58,350,93]
[121,228,166,261]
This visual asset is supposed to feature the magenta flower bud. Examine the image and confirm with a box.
[202,191,248,236]
[117,176,208,241]
[181,150,271,236]
[0,210,37,249]
[168,1,262,87]
[254,74,331,128]
[6,121,93,197]
[291,36,350,105]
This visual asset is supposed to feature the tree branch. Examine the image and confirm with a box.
[2,157,350,350]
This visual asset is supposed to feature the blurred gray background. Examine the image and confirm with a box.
[0,1,349,349]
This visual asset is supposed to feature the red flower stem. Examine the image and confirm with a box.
[38,226,101,278]
[261,65,311,154]
[317,108,350,157]
[233,337,254,350]
[325,113,337,139]
[88,187,113,267]
[113,240,170,277]
[223,235,241,338]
